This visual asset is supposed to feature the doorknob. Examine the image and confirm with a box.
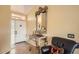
[15,31,17,35]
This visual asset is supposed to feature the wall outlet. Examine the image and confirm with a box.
[67,34,75,38]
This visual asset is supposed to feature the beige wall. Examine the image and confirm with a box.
[27,6,37,35]
[47,6,79,44]
[0,6,11,53]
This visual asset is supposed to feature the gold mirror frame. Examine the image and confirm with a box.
[35,6,48,34]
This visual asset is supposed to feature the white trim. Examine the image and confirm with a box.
[12,13,26,20]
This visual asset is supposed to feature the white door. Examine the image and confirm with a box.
[11,19,27,46]
[15,20,27,43]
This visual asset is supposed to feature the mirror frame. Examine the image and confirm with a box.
[35,6,48,34]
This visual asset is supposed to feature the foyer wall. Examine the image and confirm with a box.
[0,6,11,53]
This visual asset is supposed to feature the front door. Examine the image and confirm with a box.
[15,20,26,43]
[11,19,27,48]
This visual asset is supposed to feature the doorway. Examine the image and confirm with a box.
[11,18,27,51]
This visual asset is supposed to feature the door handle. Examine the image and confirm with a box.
[15,31,17,35]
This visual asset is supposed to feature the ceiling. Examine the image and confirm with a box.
[11,5,34,15]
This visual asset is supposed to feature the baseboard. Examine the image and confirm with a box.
[15,41,26,44]
[5,51,10,54]
[1,50,11,54]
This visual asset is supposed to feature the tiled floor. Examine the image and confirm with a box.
[15,42,38,54]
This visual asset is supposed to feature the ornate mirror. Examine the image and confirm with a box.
[35,6,48,34]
